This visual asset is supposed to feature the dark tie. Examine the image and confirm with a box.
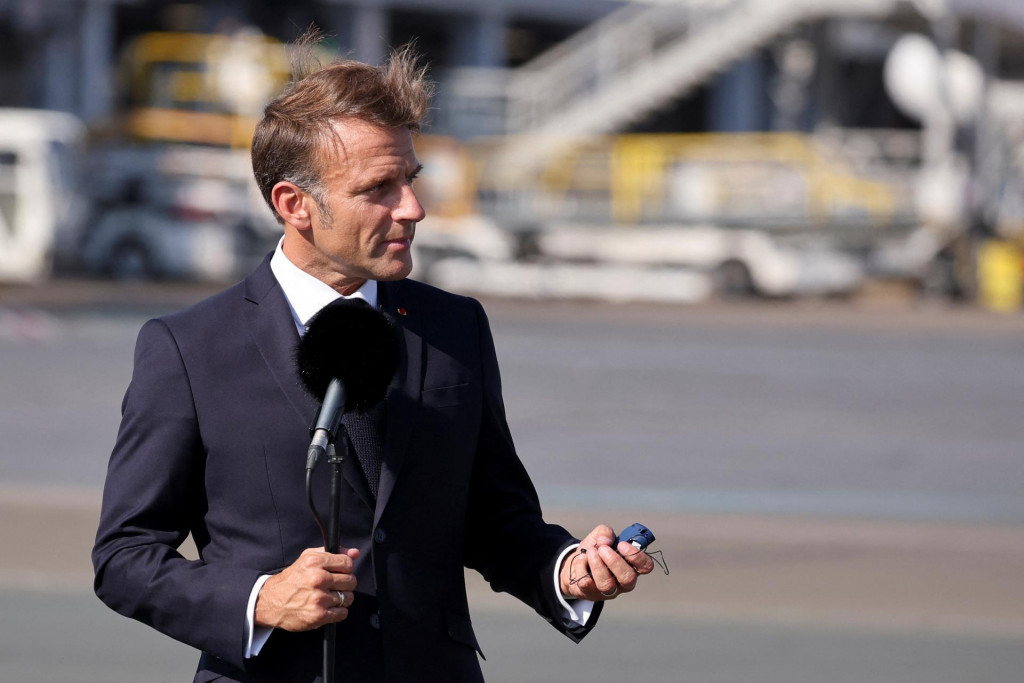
[342,400,386,497]
[317,297,387,498]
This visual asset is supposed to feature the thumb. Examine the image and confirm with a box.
[582,524,616,548]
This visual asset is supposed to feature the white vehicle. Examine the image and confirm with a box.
[79,204,244,282]
[80,145,276,281]
[536,224,864,298]
[425,222,862,302]
[0,109,88,282]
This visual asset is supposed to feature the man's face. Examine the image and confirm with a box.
[306,118,425,288]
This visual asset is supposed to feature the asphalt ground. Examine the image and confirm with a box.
[3,491,1023,682]
[1,279,1023,681]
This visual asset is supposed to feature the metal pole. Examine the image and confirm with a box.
[323,437,346,683]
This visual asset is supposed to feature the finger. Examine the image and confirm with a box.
[617,541,656,575]
[327,575,359,594]
[321,604,350,625]
[317,550,358,574]
[306,546,358,556]
[581,524,615,549]
[330,590,355,608]
[314,590,351,623]
[299,546,359,563]
[317,582,355,610]
[306,564,350,593]
[596,545,640,593]
[585,546,619,598]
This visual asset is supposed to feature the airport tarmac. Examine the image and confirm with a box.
[2,491,1023,682]
[1,283,1022,681]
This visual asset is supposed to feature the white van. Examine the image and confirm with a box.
[0,109,88,282]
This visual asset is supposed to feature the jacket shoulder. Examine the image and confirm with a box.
[157,255,276,337]
[158,279,249,336]
[392,277,471,305]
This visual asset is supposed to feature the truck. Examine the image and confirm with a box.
[0,108,89,283]
[422,131,918,301]
[72,29,290,281]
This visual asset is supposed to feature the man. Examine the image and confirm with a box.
[93,43,652,682]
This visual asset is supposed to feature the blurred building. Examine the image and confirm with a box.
[2,0,1023,138]
[2,0,1023,302]
[0,0,623,129]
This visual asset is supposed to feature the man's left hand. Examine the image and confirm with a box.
[559,524,655,601]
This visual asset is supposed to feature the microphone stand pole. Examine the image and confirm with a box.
[323,433,347,683]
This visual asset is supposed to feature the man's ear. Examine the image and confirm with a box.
[271,181,313,230]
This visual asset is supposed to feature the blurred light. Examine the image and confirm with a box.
[884,33,984,125]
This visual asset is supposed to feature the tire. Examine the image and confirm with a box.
[713,259,755,298]
[107,239,157,280]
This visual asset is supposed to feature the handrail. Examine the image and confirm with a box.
[488,0,905,182]
[507,0,747,132]
[504,0,904,135]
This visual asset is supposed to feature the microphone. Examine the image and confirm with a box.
[295,298,399,683]
[306,379,345,468]
[295,298,399,468]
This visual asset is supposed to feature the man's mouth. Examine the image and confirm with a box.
[384,236,413,251]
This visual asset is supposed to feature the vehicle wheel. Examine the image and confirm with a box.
[108,240,157,280]
[713,259,755,298]
[512,229,543,261]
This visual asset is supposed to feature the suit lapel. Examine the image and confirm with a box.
[243,257,318,428]
[375,280,423,524]
[243,257,375,509]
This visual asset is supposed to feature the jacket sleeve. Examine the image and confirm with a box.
[461,298,602,641]
[92,318,260,669]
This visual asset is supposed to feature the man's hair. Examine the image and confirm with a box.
[251,34,433,223]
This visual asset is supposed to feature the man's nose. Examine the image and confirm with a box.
[394,184,426,223]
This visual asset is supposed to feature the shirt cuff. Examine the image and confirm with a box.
[244,574,274,658]
[553,543,595,627]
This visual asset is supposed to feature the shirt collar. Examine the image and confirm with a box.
[269,238,378,333]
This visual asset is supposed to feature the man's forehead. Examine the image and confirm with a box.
[324,118,417,165]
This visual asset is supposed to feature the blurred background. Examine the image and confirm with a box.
[0,0,1023,681]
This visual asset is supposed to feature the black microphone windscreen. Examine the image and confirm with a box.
[295,298,399,412]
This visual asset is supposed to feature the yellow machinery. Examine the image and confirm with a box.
[473,132,909,231]
[120,31,291,148]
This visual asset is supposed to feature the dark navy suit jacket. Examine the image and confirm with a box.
[92,255,600,682]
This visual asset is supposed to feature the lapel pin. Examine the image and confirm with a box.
[396,307,407,316]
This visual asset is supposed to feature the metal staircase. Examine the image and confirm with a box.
[494,0,903,180]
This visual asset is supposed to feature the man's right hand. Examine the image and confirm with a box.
[254,547,360,631]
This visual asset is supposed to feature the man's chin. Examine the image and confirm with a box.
[373,258,414,282]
